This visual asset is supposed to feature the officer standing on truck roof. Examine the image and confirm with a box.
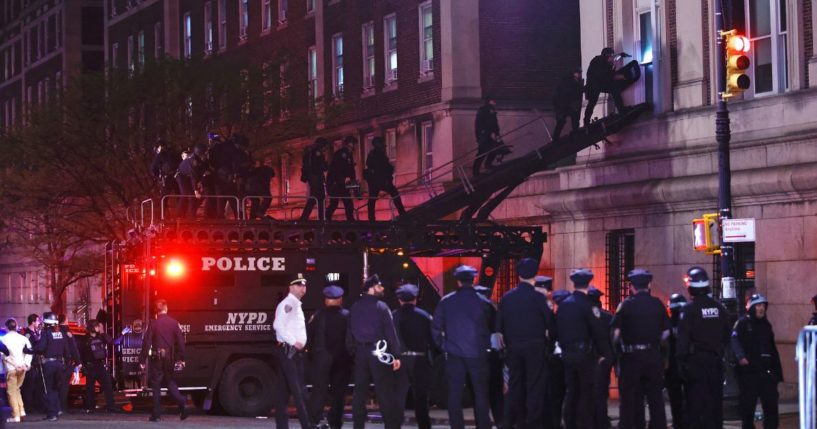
[307,282,352,429]
[272,274,314,429]
[347,274,403,429]
[139,299,188,422]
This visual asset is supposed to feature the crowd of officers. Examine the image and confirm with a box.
[270,260,793,429]
[151,133,406,222]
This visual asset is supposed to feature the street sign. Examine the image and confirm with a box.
[723,218,756,242]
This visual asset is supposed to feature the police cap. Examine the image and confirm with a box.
[668,293,687,310]
[587,286,604,300]
[601,47,615,56]
[534,275,553,290]
[290,273,307,286]
[42,312,58,326]
[516,258,538,280]
[322,285,344,299]
[552,290,571,304]
[569,268,594,288]
[627,268,653,289]
[474,285,491,297]
[396,284,419,302]
[363,274,381,291]
[453,265,478,282]
[371,136,385,149]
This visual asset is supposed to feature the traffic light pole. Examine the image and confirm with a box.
[714,1,737,310]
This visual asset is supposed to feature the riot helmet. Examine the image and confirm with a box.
[668,293,687,310]
[684,266,710,295]
[746,293,769,317]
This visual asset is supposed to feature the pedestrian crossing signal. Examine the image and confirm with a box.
[722,30,751,100]
[692,213,721,255]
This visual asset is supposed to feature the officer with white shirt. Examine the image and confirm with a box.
[272,274,314,429]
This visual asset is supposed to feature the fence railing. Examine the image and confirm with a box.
[797,325,817,429]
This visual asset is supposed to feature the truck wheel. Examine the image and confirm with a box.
[217,358,275,417]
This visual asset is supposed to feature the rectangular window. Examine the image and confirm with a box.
[420,121,433,179]
[605,229,635,311]
[154,22,163,58]
[111,42,119,69]
[362,22,375,89]
[205,2,214,53]
[44,77,50,103]
[10,43,15,75]
[278,0,287,24]
[127,34,134,72]
[280,153,290,199]
[384,14,397,84]
[332,34,344,96]
[111,0,118,17]
[385,128,397,162]
[637,11,654,104]
[56,10,62,48]
[137,30,145,69]
[42,18,48,54]
[218,0,227,49]
[419,2,433,74]
[239,0,249,40]
[306,0,315,14]
[745,0,788,94]
[280,61,290,118]
[38,20,44,58]
[262,0,272,30]
[308,46,318,101]
[183,12,192,58]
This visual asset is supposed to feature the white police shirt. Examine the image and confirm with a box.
[273,293,307,346]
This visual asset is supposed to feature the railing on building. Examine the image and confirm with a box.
[797,325,817,429]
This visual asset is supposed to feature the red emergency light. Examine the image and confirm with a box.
[165,259,186,279]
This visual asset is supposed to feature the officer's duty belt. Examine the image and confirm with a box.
[561,342,591,354]
[43,357,64,364]
[621,343,653,353]
[402,351,426,357]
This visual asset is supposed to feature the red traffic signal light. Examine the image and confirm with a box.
[722,30,751,99]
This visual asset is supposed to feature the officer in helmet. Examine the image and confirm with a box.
[731,293,782,429]
[665,293,688,429]
[299,137,330,221]
[676,266,730,429]
[27,312,78,421]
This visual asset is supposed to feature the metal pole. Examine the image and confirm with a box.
[714,0,736,308]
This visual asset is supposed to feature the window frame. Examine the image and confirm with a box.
[278,0,288,25]
[205,1,214,53]
[418,1,433,75]
[183,12,192,59]
[154,22,163,58]
[137,30,145,70]
[383,13,398,85]
[218,0,227,50]
[262,0,272,31]
[743,0,788,96]
[127,34,135,72]
[420,121,433,180]
[308,45,318,102]
[362,21,375,91]
[239,0,249,41]
[332,33,344,97]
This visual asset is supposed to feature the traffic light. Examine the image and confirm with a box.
[721,30,751,100]
[692,213,721,254]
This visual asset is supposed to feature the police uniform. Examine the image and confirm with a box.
[731,294,782,429]
[431,266,495,429]
[307,285,352,429]
[474,285,505,428]
[246,163,275,219]
[472,100,501,176]
[364,138,406,221]
[548,289,571,429]
[347,274,403,429]
[665,294,688,429]
[300,138,329,221]
[611,270,669,429]
[393,284,434,429]
[325,138,357,221]
[676,267,730,429]
[553,70,584,140]
[21,324,45,414]
[272,276,313,429]
[81,326,116,412]
[555,269,612,429]
[497,259,554,429]
[139,309,187,421]
[58,321,79,414]
[208,138,241,219]
[30,313,78,421]
[583,48,625,126]
[150,144,180,197]
[587,287,614,429]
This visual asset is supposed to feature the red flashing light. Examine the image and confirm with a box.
[165,259,185,279]
[683,275,691,287]
[149,269,156,277]
[728,35,751,53]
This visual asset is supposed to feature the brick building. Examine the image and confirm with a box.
[0,0,105,324]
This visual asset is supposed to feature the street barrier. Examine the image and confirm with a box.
[797,325,817,429]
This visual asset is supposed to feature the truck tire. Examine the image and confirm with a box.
[217,358,276,417]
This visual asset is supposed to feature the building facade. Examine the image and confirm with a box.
[492,0,817,398]
[0,0,105,324]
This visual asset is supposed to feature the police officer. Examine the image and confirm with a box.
[209,134,241,219]
[21,313,45,415]
[611,269,670,429]
[364,136,406,221]
[496,258,554,429]
[555,269,612,429]
[272,274,314,429]
[549,289,571,429]
[81,320,116,413]
[28,312,78,421]
[139,299,188,422]
[114,319,144,389]
[57,314,79,414]
[553,68,584,140]
[300,137,330,221]
[676,266,730,429]
[325,136,358,221]
[150,139,180,198]
[665,294,688,429]
[175,145,205,218]
[347,274,402,429]
[393,283,434,429]
[246,159,275,219]
[587,287,613,429]
[809,294,817,325]
[583,48,627,127]
[732,294,782,429]
[431,265,494,429]
[473,96,506,176]
[474,285,504,428]
[307,283,352,429]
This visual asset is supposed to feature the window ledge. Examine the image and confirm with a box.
[383,82,398,92]
[261,28,272,36]
[417,72,434,83]
[361,88,375,98]
[305,11,315,19]
[277,20,288,30]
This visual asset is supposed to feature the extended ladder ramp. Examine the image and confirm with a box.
[399,104,651,224]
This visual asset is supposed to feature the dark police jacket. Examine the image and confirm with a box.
[553,73,584,112]
[586,55,616,91]
[392,304,434,356]
[327,147,356,188]
[364,147,394,186]
[432,285,495,359]
[302,144,328,182]
[30,328,78,362]
[308,306,352,362]
[731,315,783,380]
[676,295,729,360]
[151,149,181,179]
[139,313,186,363]
[474,104,500,141]
[611,290,670,349]
[347,295,401,356]
[496,282,554,347]
[554,291,612,359]
[81,333,113,366]
[246,165,275,195]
